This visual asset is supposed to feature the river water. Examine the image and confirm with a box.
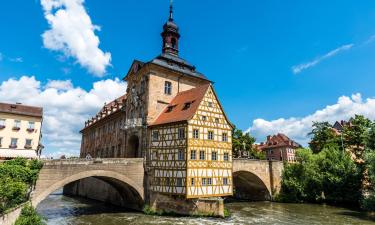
[37,191,375,225]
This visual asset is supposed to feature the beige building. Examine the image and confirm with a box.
[0,102,43,159]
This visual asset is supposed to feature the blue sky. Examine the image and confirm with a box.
[1,0,375,157]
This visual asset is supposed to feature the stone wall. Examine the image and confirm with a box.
[149,192,224,217]
[0,203,26,225]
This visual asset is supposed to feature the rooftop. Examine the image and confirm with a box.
[0,102,43,118]
[151,84,211,126]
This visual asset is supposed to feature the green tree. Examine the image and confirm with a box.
[15,204,44,225]
[232,127,265,159]
[361,150,375,211]
[309,122,340,153]
[316,146,362,205]
[366,122,375,151]
[278,146,362,206]
[343,115,372,159]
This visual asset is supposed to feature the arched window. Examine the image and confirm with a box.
[171,38,177,49]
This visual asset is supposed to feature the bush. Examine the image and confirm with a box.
[278,146,362,206]
[0,178,27,213]
[0,158,43,213]
[14,204,44,225]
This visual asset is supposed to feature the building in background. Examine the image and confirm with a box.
[0,102,43,159]
[258,133,301,163]
[80,95,126,158]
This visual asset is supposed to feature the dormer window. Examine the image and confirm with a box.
[166,105,176,113]
[183,102,192,110]
[164,81,172,95]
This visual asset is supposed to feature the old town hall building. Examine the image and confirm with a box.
[80,2,233,203]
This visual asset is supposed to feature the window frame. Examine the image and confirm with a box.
[14,120,21,128]
[202,178,207,186]
[222,133,228,142]
[178,149,185,161]
[178,128,185,139]
[176,178,183,187]
[190,150,196,160]
[224,152,229,161]
[223,178,228,185]
[10,138,18,148]
[152,131,159,141]
[164,81,172,95]
[208,131,214,140]
[199,150,205,160]
[193,129,199,139]
[211,151,217,160]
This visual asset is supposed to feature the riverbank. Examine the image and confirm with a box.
[37,192,375,225]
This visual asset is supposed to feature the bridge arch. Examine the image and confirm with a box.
[32,169,144,209]
[233,170,271,201]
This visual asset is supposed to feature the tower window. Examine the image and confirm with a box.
[164,81,172,95]
[171,38,177,49]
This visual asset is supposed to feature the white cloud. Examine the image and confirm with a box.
[9,57,23,63]
[247,93,375,146]
[0,76,126,158]
[40,0,111,76]
[45,79,73,90]
[292,44,354,74]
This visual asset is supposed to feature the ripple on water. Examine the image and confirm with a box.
[36,194,375,225]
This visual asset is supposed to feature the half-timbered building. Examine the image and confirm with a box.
[80,1,233,209]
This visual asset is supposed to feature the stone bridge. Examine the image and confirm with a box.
[31,158,283,209]
[31,158,145,210]
[233,159,284,200]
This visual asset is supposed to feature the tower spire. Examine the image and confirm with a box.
[169,0,173,21]
[161,0,180,56]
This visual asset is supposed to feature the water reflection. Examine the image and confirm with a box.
[37,191,375,225]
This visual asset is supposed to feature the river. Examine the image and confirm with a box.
[37,191,375,225]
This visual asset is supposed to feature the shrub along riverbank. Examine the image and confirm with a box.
[276,115,375,211]
[0,158,44,224]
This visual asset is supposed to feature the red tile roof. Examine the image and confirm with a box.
[151,84,211,126]
[0,102,43,118]
[259,133,301,150]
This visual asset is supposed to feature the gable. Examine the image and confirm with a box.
[189,85,232,129]
[123,60,145,81]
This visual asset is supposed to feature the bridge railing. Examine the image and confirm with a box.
[42,158,144,166]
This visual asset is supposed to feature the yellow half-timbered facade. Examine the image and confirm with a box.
[149,84,233,198]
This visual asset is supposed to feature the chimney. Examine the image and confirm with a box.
[267,135,271,141]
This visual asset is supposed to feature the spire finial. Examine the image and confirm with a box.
[169,0,173,21]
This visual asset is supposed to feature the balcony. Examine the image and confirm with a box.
[9,145,17,149]
[24,145,32,149]
[0,125,5,130]
[12,127,20,131]
[26,128,35,133]
[123,118,144,129]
